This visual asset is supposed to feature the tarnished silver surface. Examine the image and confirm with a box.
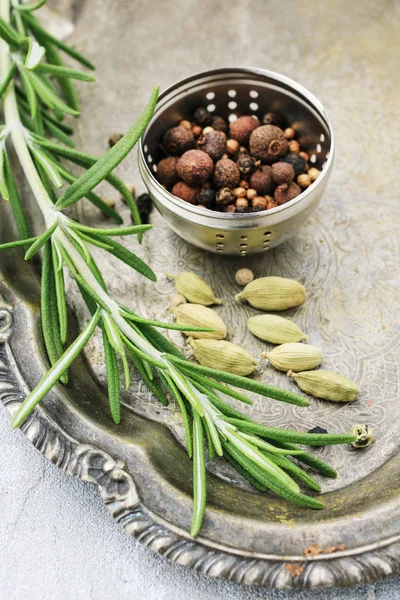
[138,68,333,255]
[1,0,400,591]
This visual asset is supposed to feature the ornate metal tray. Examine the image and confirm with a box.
[1,0,400,590]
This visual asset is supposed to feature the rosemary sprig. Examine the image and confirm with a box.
[0,0,356,537]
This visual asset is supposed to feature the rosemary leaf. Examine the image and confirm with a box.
[267,440,338,478]
[84,233,157,282]
[119,306,213,333]
[162,373,192,453]
[29,145,63,187]
[0,236,37,250]
[55,87,158,209]
[11,308,101,429]
[22,12,96,70]
[102,327,121,424]
[204,421,216,461]
[15,0,48,12]
[222,439,324,510]
[36,63,96,82]
[129,349,170,408]
[54,161,122,223]
[226,418,356,447]
[265,452,321,493]
[43,118,75,147]
[77,231,113,251]
[51,243,67,344]
[164,355,310,407]
[40,241,67,383]
[72,223,152,237]
[27,69,80,116]
[191,413,206,537]
[0,16,20,46]
[0,62,16,98]
[180,369,252,405]
[120,332,166,370]
[135,323,186,359]
[24,220,58,260]
[3,154,29,238]
[36,40,80,111]
[224,451,267,492]
[19,66,37,118]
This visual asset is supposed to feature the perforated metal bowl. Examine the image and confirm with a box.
[138,67,334,255]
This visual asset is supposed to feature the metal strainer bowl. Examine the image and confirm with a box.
[138,67,334,255]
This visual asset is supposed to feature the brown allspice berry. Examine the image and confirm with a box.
[246,188,257,201]
[274,182,302,205]
[233,187,246,198]
[284,127,295,140]
[271,162,295,185]
[163,126,196,155]
[252,196,268,210]
[211,115,228,133]
[236,197,249,209]
[226,139,240,155]
[216,187,235,206]
[157,156,179,187]
[179,119,192,130]
[308,167,321,181]
[261,112,284,128]
[229,115,260,145]
[191,124,203,137]
[288,140,301,154]
[249,125,288,163]
[177,150,214,186]
[214,158,240,189]
[171,182,198,204]
[237,152,256,174]
[249,165,274,195]
[197,130,227,161]
[297,173,312,189]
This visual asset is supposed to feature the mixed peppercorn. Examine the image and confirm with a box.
[156,108,321,213]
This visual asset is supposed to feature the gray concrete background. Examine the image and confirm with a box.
[1,0,400,598]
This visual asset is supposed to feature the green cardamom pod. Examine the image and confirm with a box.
[248,314,307,344]
[288,369,360,402]
[169,272,221,306]
[189,337,257,376]
[174,304,227,339]
[235,276,306,311]
[265,343,322,372]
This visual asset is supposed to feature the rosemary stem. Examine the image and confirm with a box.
[0,0,53,218]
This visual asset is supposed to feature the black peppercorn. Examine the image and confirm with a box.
[283,153,307,177]
[237,152,256,175]
[307,426,328,447]
[262,112,284,128]
[197,187,215,208]
[308,426,328,435]
[134,193,153,224]
[193,107,212,126]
